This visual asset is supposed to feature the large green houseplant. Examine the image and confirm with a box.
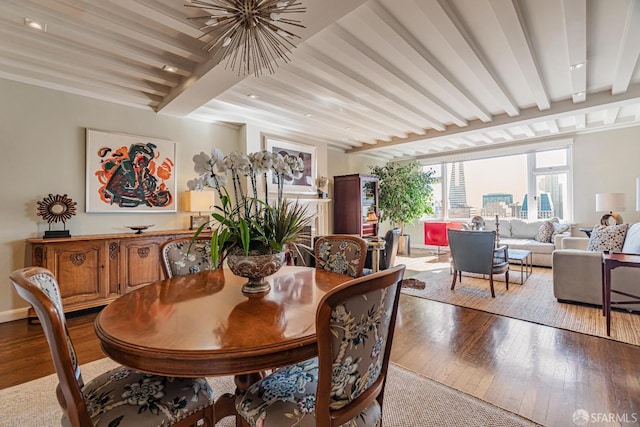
[369,161,435,253]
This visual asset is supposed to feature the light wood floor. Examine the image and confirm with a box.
[2,250,639,427]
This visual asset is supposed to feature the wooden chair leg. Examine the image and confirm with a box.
[451,270,458,290]
[489,276,496,298]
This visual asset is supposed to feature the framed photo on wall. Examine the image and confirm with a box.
[85,129,177,213]
[265,137,317,195]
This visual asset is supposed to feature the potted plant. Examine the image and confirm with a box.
[369,161,435,255]
[188,149,313,293]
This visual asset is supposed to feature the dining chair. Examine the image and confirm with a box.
[161,236,213,278]
[9,266,215,427]
[236,264,406,427]
[314,234,368,278]
[448,229,509,298]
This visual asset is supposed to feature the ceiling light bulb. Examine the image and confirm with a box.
[222,37,232,47]
[248,93,258,99]
[574,91,585,97]
[570,62,586,71]
[276,2,288,9]
[162,65,178,73]
[270,13,281,21]
[205,17,218,26]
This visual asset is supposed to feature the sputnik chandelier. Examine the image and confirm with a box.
[186,0,306,77]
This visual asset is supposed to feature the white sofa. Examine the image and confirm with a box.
[552,223,640,308]
[495,218,570,267]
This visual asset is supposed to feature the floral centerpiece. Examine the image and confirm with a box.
[187,148,313,291]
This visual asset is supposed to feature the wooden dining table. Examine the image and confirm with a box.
[94,266,352,422]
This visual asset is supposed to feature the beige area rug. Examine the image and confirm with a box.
[401,261,640,346]
[0,357,538,427]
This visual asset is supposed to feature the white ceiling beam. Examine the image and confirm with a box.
[433,0,519,117]
[329,24,467,127]
[546,119,559,134]
[365,1,492,122]
[488,0,550,110]
[561,0,587,103]
[291,47,433,132]
[575,113,586,130]
[612,0,640,95]
[347,85,640,153]
[603,107,620,125]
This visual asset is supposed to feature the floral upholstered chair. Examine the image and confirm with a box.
[314,235,367,278]
[236,264,406,427]
[161,237,213,278]
[9,267,215,427]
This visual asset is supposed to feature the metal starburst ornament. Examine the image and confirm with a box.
[187,0,306,77]
[37,194,77,224]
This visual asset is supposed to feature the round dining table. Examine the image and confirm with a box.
[94,266,352,422]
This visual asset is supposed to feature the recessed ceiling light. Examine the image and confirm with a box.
[345,126,351,130]
[24,17,46,32]
[304,113,312,117]
[162,65,178,73]
[570,62,586,71]
[248,93,259,99]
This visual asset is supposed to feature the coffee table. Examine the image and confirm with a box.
[508,249,532,284]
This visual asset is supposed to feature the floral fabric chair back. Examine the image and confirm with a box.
[161,237,213,278]
[9,267,215,427]
[314,235,367,278]
[235,265,405,427]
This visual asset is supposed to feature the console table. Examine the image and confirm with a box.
[601,252,640,336]
[26,229,199,320]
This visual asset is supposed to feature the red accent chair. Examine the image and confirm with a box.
[424,222,464,254]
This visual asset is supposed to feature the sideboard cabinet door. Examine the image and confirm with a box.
[119,238,164,293]
[32,240,108,311]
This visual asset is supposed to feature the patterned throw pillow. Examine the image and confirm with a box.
[587,224,629,252]
[534,220,555,243]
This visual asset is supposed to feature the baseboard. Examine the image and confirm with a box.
[0,307,29,323]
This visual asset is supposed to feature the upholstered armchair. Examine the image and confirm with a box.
[448,229,509,298]
[161,237,213,278]
[9,267,215,427]
[314,235,367,277]
[235,265,406,427]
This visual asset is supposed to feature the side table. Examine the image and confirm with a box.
[507,249,533,284]
[601,252,640,336]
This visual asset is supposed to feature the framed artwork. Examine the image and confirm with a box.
[265,137,317,195]
[85,129,177,213]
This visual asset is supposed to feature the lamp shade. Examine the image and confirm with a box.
[185,191,215,212]
[595,193,626,213]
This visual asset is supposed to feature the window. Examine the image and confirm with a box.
[423,147,571,221]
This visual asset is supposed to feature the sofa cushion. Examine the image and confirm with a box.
[511,219,546,239]
[500,238,556,254]
[534,220,555,243]
[587,224,629,252]
[622,223,640,254]
[498,220,512,238]
[553,222,570,236]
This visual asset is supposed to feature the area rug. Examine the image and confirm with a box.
[0,357,538,426]
[401,262,640,346]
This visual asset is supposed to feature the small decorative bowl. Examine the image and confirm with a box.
[126,225,154,234]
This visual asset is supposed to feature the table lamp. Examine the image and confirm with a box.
[185,191,215,230]
[595,192,625,226]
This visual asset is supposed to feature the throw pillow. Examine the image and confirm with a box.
[621,223,640,254]
[552,222,570,235]
[587,224,629,252]
[534,220,555,243]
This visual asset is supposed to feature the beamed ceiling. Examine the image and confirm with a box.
[2,0,640,161]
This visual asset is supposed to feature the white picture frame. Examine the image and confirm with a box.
[264,137,317,195]
[85,129,177,213]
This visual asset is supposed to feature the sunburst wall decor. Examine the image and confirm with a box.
[37,193,77,238]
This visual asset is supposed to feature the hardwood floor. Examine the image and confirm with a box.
[2,252,639,427]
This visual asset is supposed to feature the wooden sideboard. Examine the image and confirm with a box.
[26,229,199,320]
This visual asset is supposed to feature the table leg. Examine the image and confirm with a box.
[604,264,612,336]
[214,372,263,425]
[372,249,380,273]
